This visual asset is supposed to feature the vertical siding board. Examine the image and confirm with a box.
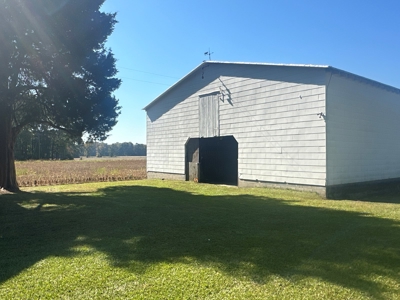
[199,93,220,137]
[199,96,207,137]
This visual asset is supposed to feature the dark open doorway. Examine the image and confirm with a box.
[185,136,238,185]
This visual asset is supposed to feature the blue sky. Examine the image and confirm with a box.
[101,0,400,144]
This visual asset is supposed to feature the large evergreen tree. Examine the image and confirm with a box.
[0,0,121,191]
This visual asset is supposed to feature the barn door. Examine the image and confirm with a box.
[199,93,219,137]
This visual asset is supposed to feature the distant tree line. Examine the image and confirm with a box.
[15,126,146,160]
[82,141,146,158]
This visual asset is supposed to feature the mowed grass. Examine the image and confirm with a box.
[15,156,146,187]
[1,180,400,299]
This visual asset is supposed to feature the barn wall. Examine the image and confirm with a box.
[146,64,327,186]
[146,67,217,175]
[217,68,327,186]
[146,87,198,175]
[326,73,400,186]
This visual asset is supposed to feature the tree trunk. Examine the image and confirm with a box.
[0,109,19,192]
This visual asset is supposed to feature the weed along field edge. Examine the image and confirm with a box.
[1,179,399,299]
[15,156,146,187]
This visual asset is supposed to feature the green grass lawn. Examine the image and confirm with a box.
[1,180,399,299]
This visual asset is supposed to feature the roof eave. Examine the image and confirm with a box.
[142,61,209,111]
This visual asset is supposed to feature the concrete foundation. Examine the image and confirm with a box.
[147,171,400,199]
[147,171,185,181]
[239,179,326,197]
[240,177,400,199]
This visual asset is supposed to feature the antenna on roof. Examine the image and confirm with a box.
[204,48,214,60]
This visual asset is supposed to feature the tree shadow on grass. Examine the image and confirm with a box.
[344,190,400,204]
[1,184,400,299]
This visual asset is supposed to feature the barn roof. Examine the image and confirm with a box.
[143,61,400,110]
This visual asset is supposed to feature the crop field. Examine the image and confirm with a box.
[16,156,146,187]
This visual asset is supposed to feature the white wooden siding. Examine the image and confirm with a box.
[146,93,199,174]
[326,74,400,185]
[217,75,326,186]
[146,64,327,186]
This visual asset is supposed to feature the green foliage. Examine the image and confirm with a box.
[15,126,80,160]
[0,0,120,139]
[83,142,147,157]
[0,0,121,190]
[1,181,399,299]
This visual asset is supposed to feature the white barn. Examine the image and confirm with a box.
[144,61,400,197]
